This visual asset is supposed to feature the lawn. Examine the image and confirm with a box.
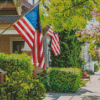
[80,80,88,87]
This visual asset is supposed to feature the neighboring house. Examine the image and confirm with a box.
[0,0,50,70]
[81,42,98,72]
[0,0,28,54]
[80,17,99,72]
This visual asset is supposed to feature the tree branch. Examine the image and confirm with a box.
[63,0,89,13]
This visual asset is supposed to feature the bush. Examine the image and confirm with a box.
[35,71,50,91]
[0,53,46,100]
[49,30,83,68]
[80,80,87,87]
[94,64,99,72]
[47,67,82,93]
[85,70,94,75]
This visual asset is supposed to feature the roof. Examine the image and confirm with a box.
[0,6,28,23]
[0,1,15,8]
[0,0,28,23]
[0,30,19,35]
[0,16,20,23]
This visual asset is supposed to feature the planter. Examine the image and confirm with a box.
[82,72,87,76]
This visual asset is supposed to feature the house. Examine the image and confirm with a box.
[0,0,51,73]
[0,0,28,54]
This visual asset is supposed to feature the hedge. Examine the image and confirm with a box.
[0,52,33,74]
[0,53,46,100]
[94,64,99,72]
[49,30,83,68]
[47,67,82,92]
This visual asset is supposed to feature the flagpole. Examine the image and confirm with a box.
[33,0,37,78]
[34,30,37,78]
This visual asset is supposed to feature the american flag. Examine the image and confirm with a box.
[47,26,53,38]
[47,26,61,56]
[13,5,46,70]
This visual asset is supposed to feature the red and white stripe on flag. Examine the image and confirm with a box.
[13,5,46,71]
[13,17,35,51]
[51,32,61,56]
[32,30,46,70]
[46,26,61,56]
[47,26,53,38]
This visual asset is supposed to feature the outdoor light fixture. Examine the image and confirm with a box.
[21,42,32,51]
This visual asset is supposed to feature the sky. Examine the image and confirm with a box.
[28,0,39,4]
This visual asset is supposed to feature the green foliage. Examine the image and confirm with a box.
[0,53,46,100]
[40,0,97,32]
[94,64,99,72]
[80,80,87,87]
[78,58,85,69]
[47,67,82,92]
[0,53,33,74]
[35,71,50,91]
[85,70,94,75]
[50,30,82,68]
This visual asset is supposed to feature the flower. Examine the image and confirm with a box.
[93,40,95,43]
[97,53,100,56]
[95,39,98,41]
[77,37,80,40]
[77,31,81,33]
[96,13,99,17]
[84,31,87,34]
[81,36,84,38]
[73,28,76,30]
[97,33,100,35]
[89,20,93,22]
[91,54,94,57]
[96,29,99,32]
[93,49,98,52]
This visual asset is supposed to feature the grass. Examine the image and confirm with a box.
[80,80,88,87]
[88,73,92,76]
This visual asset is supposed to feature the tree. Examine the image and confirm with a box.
[39,0,99,32]
[49,29,83,67]
[39,0,100,67]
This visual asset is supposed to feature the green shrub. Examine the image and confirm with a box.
[47,67,82,93]
[49,30,83,68]
[94,64,99,72]
[0,53,46,100]
[36,71,50,91]
[85,70,94,75]
[80,80,87,87]
[0,53,33,74]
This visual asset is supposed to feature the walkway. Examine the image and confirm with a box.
[71,69,100,100]
[43,70,100,100]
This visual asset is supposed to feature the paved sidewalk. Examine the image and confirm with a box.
[43,70,100,100]
[43,93,75,100]
[71,70,100,100]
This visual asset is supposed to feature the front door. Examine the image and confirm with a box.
[13,41,24,54]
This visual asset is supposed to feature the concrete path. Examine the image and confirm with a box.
[43,93,75,100]
[43,70,100,100]
[71,70,100,100]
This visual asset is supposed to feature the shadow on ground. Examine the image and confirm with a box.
[82,96,100,100]
[77,88,94,95]
[44,93,75,100]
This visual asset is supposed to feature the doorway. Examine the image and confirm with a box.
[13,41,24,54]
